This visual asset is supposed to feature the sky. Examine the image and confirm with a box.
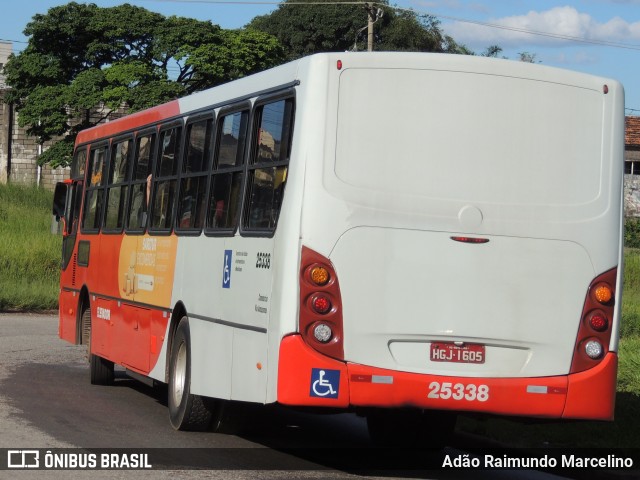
[0,0,639,113]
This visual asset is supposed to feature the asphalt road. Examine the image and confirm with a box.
[0,313,575,480]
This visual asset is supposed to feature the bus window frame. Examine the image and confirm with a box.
[240,90,296,239]
[124,127,159,236]
[80,141,110,234]
[71,144,89,182]
[175,111,216,236]
[102,133,134,235]
[148,120,184,236]
[204,102,251,238]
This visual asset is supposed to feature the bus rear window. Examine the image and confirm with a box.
[335,68,603,208]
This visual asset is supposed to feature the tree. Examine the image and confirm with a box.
[186,29,284,90]
[481,45,503,58]
[517,51,539,63]
[4,2,283,168]
[248,0,469,60]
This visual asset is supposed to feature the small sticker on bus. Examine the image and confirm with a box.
[136,274,154,292]
[310,368,340,399]
[222,250,232,288]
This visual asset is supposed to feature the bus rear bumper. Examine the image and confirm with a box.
[277,334,617,420]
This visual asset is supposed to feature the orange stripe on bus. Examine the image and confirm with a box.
[76,101,181,144]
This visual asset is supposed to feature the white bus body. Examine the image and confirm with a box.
[60,52,624,433]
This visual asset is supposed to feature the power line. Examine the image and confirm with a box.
[388,5,640,52]
[0,38,27,44]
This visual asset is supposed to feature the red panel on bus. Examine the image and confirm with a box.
[277,334,349,407]
[58,289,78,344]
[277,334,617,420]
[563,352,617,420]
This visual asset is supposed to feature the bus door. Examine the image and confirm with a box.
[54,179,84,344]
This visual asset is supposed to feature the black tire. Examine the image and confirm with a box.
[82,307,114,386]
[367,408,457,449]
[168,317,213,431]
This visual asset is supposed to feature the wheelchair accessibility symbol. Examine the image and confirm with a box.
[310,368,340,399]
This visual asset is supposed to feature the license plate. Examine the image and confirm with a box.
[430,342,485,364]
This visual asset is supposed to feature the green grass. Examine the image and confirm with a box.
[0,183,60,311]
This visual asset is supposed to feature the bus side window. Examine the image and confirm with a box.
[150,126,182,231]
[66,147,87,236]
[104,138,132,232]
[177,117,213,231]
[244,98,294,232]
[127,134,155,232]
[207,110,248,232]
[82,145,108,232]
[71,145,87,181]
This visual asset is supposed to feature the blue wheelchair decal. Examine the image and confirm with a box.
[310,368,340,399]
[222,250,232,288]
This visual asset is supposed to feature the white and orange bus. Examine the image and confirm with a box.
[53,52,624,443]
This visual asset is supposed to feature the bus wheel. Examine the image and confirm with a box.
[366,408,456,449]
[82,308,114,386]
[168,317,212,431]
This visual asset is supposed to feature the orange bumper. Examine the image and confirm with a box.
[277,334,617,420]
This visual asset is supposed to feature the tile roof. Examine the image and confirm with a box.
[626,116,640,147]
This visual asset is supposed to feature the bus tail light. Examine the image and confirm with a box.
[584,339,604,359]
[570,268,617,374]
[299,246,344,360]
[594,284,613,304]
[311,295,332,314]
[310,266,330,286]
[587,310,608,332]
[313,323,333,343]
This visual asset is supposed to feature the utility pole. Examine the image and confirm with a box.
[366,3,376,52]
[352,4,382,52]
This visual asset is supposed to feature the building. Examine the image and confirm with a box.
[625,116,640,217]
[626,116,640,173]
[0,41,71,188]
[0,40,10,88]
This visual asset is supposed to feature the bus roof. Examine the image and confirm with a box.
[74,52,620,146]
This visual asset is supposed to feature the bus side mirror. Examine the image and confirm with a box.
[52,182,68,221]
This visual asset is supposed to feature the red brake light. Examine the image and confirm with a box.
[312,295,332,314]
[588,311,608,332]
